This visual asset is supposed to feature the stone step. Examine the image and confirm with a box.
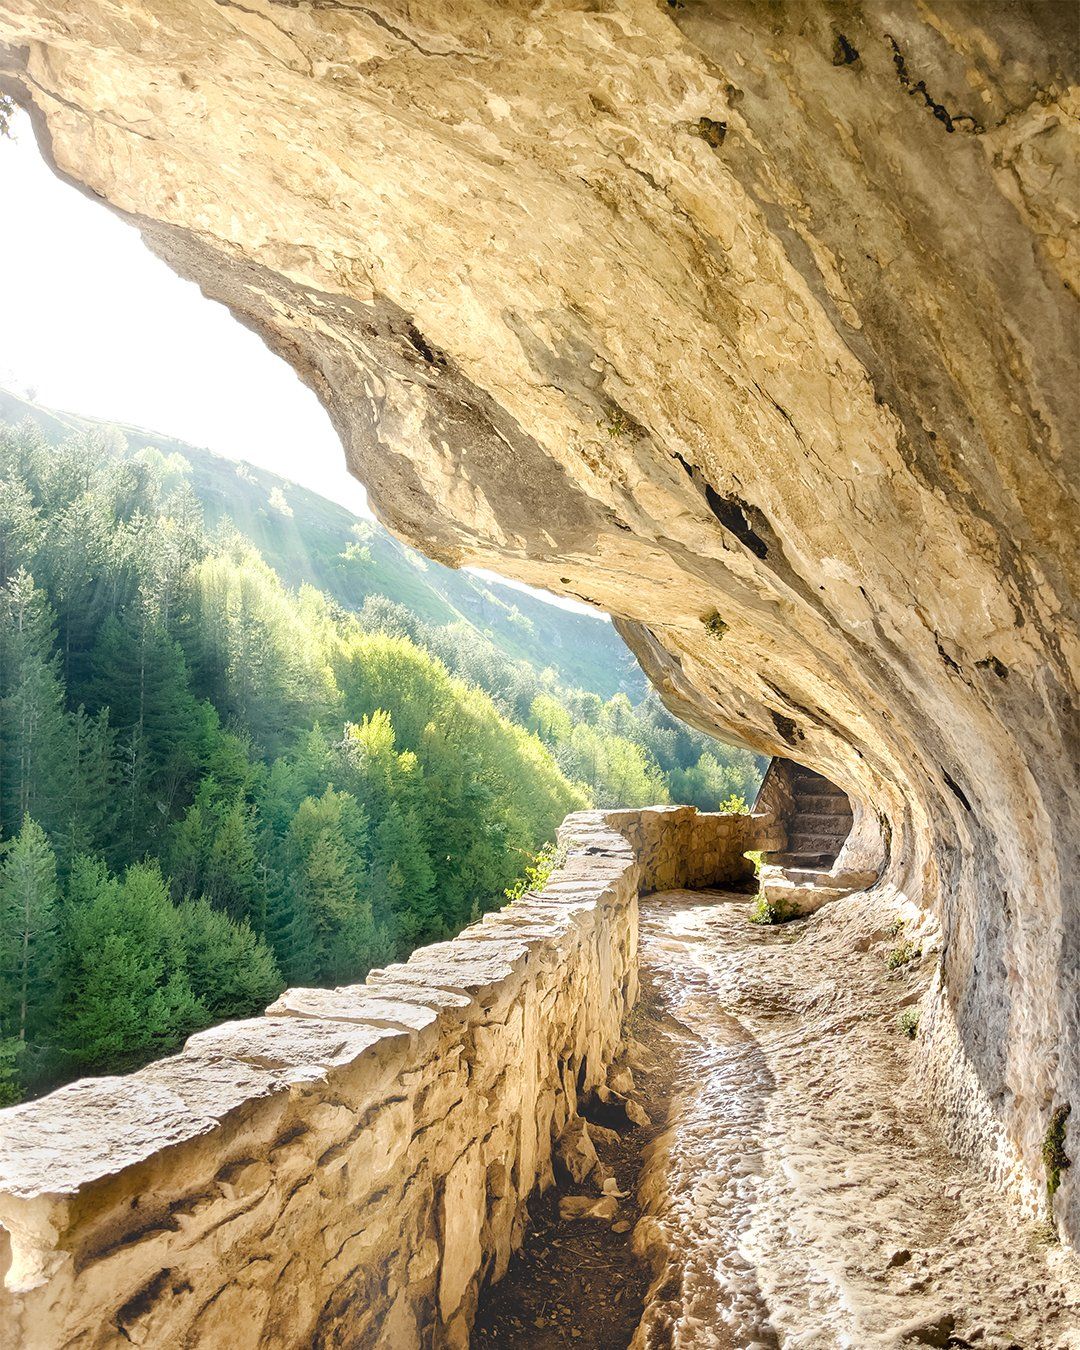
[790,792,851,815]
[779,865,879,890]
[787,832,845,853]
[789,767,843,787]
[759,872,848,918]
[772,851,836,869]
[793,811,851,835]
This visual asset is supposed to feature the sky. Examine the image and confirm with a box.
[0,111,367,514]
[0,111,597,616]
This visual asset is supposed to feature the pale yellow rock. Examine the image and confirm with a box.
[0,0,1074,1303]
[559,1194,620,1222]
[557,1118,599,1186]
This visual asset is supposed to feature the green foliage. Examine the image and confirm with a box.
[749,893,798,925]
[1042,1104,1071,1199]
[596,407,634,439]
[59,858,280,1075]
[0,817,59,1052]
[704,611,728,641]
[898,1007,921,1039]
[0,412,767,1102]
[505,840,566,903]
[0,95,14,140]
[885,940,920,970]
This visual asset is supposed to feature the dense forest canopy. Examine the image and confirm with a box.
[0,388,648,700]
[0,414,763,1103]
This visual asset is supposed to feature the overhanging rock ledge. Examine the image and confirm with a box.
[0,0,1076,1240]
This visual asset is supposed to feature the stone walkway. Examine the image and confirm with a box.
[476,889,1080,1349]
[632,890,1080,1349]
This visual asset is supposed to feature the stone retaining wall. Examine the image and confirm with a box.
[0,807,768,1350]
[604,804,768,892]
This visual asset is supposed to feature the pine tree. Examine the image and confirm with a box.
[56,705,115,869]
[175,897,282,1020]
[59,861,206,1073]
[0,570,72,842]
[90,615,203,860]
[167,801,210,902]
[204,799,258,922]
[371,800,438,947]
[0,816,59,1050]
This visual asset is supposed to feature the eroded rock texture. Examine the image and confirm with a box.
[0,0,1076,1237]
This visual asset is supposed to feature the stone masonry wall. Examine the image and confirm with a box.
[605,804,768,893]
[0,806,766,1350]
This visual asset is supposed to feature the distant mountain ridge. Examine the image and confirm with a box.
[0,389,646,700]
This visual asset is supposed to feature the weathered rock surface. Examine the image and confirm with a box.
[0,808,764,1348]
[0,0,1076,1242]
[632,888,1080,1349]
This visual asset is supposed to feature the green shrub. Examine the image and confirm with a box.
[898,1008,921,1038]
[597,408,633,439]
[1042,1104,1071,1198]
[505,840,566,903]
[886,940,920,970]
[749,894,797,926]
[704,611,728,641]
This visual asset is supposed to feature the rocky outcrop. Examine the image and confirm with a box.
[0,807,765,1349]
[0,0,1076,1238]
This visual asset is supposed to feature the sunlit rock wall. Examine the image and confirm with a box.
[0,808,765,1349]
[0,1,1076,1236]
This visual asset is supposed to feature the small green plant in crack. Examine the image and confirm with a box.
[504,839,567,903]
[749,894,797,926]
[744,849,764,878]
[886,917,905,938]
[898,1007,921,1039]
[1042,1103,1071,1199]
[597,407,634,440]
[885,939,920,970]
[704,611,729,641]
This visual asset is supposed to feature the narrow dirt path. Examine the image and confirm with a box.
[475,889,1080,1348]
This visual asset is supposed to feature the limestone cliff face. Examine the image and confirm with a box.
[0,1,1076,1235]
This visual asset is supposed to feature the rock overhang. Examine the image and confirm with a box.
[0,0,1075,1240]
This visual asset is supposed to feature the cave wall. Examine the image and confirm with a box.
[0,809,764,1347]
[0,1,1076,1236]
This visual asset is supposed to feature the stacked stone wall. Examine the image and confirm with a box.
[0,806,767,1349]
[605,804,768,892]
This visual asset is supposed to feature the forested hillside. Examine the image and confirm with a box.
[0,418,587,1102]
[0,390,766,812]
[0,389,646,700]
[0,408,764,1104]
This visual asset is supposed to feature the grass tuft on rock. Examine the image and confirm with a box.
[885,939,920,970]
[749,894,797,926]
[703,611,729,641]
[1042,1103,1071,1199]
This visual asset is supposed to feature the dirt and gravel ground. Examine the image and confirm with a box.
[474,889,1080,1349]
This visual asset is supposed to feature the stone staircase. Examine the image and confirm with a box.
[756,762,877,917]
